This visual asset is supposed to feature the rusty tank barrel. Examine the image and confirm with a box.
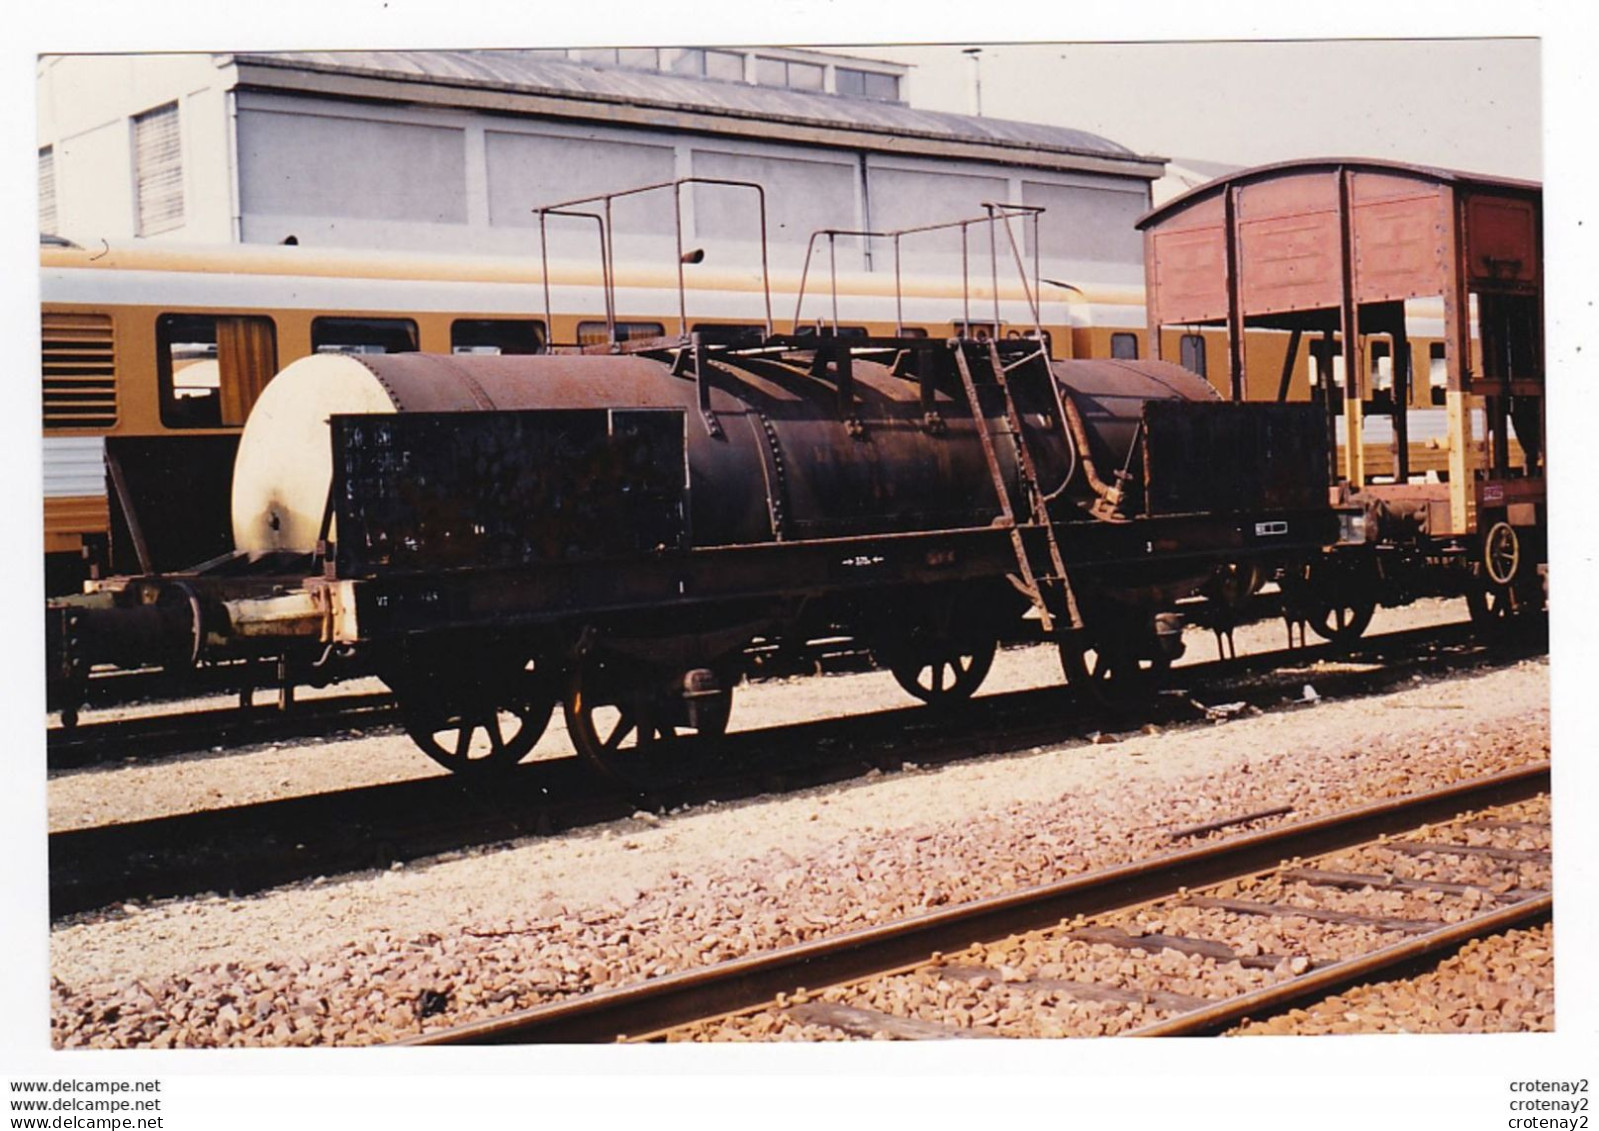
[231,349,1219,559]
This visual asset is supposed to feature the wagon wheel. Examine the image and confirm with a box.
[1293,557,1377,646]
[1056,631,1170,711]
[1482,521,1521,587]
[887,636,998,707]
[1466,580,1518,630]
[1212,561,1264,614]
[399,661,557,776]
[1307,597,1376,646]
[563,655,731,792]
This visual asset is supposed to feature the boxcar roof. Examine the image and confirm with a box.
[1137,156,1541,231]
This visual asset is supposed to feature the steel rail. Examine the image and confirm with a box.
[47,689,399,769]
[50,612,1515,769]
[1125,892,1552,1037]
[49,622,1536,916]
[401,761,1549,1045]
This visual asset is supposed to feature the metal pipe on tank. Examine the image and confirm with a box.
[1056,385,1124,512]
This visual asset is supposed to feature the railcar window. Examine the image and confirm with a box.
[690,323,763,345]
[1179,333,1207,378]
[1430,343,1448,405]
[576,320,667,346]
[1368,340,1394,409]
[952,321,1000,342]
[1007,328,1054,356]
[311,317,418,355]
[1309,339,1346,416]
[156,313,278,429]
[794,324,868,339]
[1110,332,1139,360]
[450,319,546,355]
[897,326,930,338]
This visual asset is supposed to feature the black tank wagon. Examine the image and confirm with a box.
[48,185,1344,786]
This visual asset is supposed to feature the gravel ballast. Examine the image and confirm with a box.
[48,617,1549,1047]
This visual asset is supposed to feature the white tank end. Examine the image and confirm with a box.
[230,353,399,555]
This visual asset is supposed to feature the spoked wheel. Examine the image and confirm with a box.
[563,655,732,792]
[1307,597,1376,645]
[1056,631,1170,712]
[1482,521,1521,587]
[397,660,557,776]
[1467,521,1543,636]
[1291,556,1377,646]
[886,636,998,707]
[1211,561,1264,614]
[1466,580,1518,630]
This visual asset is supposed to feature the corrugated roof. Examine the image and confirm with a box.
[231,49,1150,166]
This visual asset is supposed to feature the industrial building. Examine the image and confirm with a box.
[37,47,1166,283]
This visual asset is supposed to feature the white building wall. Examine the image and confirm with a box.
[39,55,1154,290]
[37,54,238,244]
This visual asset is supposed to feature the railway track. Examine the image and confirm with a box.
[48,619,1543,918]
[401,762,1550,1043]
[46,687,399,770]
[45,612,1539,770]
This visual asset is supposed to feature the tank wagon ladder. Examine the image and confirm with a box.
[951,339,1082,634]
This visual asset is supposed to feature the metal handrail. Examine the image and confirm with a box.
[791,203,1049,342]
[532,178,774,348]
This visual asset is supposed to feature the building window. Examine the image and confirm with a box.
[133,102,184,236]
[835,67,899,100]
[663,48,706,76]
[312,317,418,355]
[39,147,57,235]
[451,318,546,355]
[755,56,823,91]
[1110,332,1139,360]
[704,50,746,82]
[616,47,660,69]
[577,320,666,346]
[156,313,278,429]
[786,61,824,91]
